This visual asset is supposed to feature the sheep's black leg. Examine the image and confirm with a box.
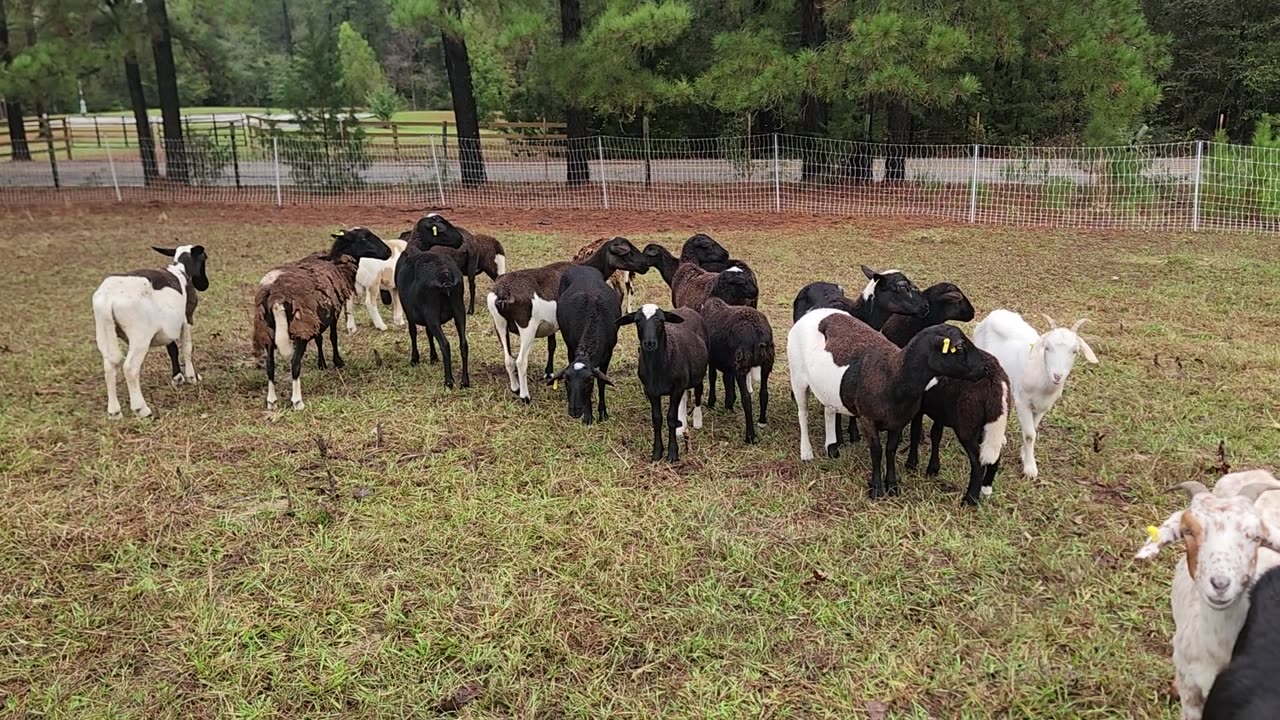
[833,414,843,448]
[707,368,717,409]
[926,421,945,476]
[467,272,477,315]
[166,342,181,381]
[426,317,453,388]
[290,338,307,410]
[905,411,925,470]
[863,419,885,499]
[758,369,769,426]
[736,373,756,444]
[648,394,664,462]
[596,374,608,422]
[724,368,737,411]
[884,428,903,496]
[314,334,327,370]
[960,438,985,506]
[848,416,860,443]
[428,329,439,364]
[265,342,277,408]
[329,321,344,369]
[451,288,470,388]
[408,322,421,366]
[544,335,556,380]
[666,392,682,463]
[982,460,1000,495]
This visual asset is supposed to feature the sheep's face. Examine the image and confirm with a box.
[603,237,651,275]
[330,227,392,261]
[642,243,670,263]
[415,214,465,249]
[1039,328,1098,386]
[860,266,929,318]
[680,234,729,268]
[711,264,757,305]
[154,244,209,291]
[552,361,613,424]
[617,303,682,353]
[924,282,974,323]
[921,325,986,382]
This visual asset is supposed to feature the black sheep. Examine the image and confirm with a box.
[700,297,774,444]
[880,282,976,347]
[1204,567,1280,720]
[617,304,708,462]
[912,350,1009,505]
[395,214,470,388]
[550,266,620,425]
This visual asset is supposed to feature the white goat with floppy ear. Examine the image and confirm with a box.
[973,309,1098,479]
[1136,479,1280,720]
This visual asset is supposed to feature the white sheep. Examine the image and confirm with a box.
[91,245,209,419]
[1136,473,1280,720]
[346,237,408,333]
[973,309,1098,478]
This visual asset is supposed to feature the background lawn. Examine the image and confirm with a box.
[2,207,1277,718]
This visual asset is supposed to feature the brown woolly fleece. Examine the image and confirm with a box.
[252,253,359,353]
[671,262,719,310]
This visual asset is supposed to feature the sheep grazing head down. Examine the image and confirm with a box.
[1038,315,1099,386]
[1137,482,1280,610]
[861,265,929,318]
[549,361,613,424]
[415,213,466,249]
[152,244,209,291]
[329,227,392,262]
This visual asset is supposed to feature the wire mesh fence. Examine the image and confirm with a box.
[3,129,1279,232]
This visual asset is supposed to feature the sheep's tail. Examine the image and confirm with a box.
[92,295,122,365]
[495,253,507,276]
[271,303,292,358]
[980,379,1010,466]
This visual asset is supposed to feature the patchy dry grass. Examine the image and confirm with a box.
[2,207,1278,719]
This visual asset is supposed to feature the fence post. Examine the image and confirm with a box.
[773,133,781,212]
[392,123,402,162]
[597,135,609,210]
[643,115,652,190]
[122,116,130,148]
[441,121,449,161]
[41,117,61,190]
[1192,140,1204,232]
[229,123,241,188]
[62,118,72,160]
[272,136,282,207]
[968,143,980,223]
[94,116,101,147]
[429,141,446,207]
[105,141,122,202]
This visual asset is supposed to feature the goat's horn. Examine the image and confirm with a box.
[1071,318,1088,333]
[1040,313,1058,329]
[1174,481,1210,497]
[1239,483,1280,503]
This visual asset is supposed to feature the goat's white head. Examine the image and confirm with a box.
[1136,482,1280,610]
[1038,315,1098,386]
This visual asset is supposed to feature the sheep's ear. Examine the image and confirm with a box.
[1135,512,1185,559]
[152,246,177,257]
[608,237,631,255]
[592,368,615,386]
[861,265,878,280]
[1256,518,1280,555]
[190,245,206,256]
[616,314,637,327]
[664,312,685,324]
[1078,337,1099,364]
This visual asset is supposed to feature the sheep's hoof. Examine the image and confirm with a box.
[135,407,153,419]
[333,358,345,370]
[374,325,388,332]
[904,459,918,471]
[980,485,994,497]
[266,401,277,411]
[292,400,305,411]
[346,326,357,335]
[1023,465,1039,479]
[460,378,471,389]
[961,495,980,507]
[886,483,901,497]
[868,485,886,500]
[171,374,185,387]
[800,447,814,462]
[444,379,455,389]
[521,396,531,405]
[598,410,608,421]
[410,357,420,367]
[185,373,200,385]
[757,420,767,428]
[925,464,940,477]
[107,410,123,420]
[745,434,757,445]
[826,443,840,459]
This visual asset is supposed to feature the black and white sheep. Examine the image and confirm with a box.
[1204,567,1280,719]
[92,244,209,418]
[549,265,620,424]
[788,310,987,498]
[617,304,709,462]
[396,214,470,388]
[487,237,650,403]
[252,228,391,410]
[700,297,774,444]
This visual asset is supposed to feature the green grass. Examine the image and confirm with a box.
[2,210,1278,718]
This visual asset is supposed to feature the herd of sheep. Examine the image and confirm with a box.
[88,213,1277,719]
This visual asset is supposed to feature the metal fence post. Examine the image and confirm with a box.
[429,141,446,206]
[597,136,609,210]
[105,141,122,202]
[272,136,282,207]
[773,133,781,212]
[968,144,980,223]
[1192,140,1204,231]
[229,123,241,188]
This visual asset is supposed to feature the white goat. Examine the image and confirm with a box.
[973,309,1098,478]
[1136,473,1280,720]
[346,237,407,333]
[91,245,209,419]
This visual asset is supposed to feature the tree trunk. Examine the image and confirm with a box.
[0,0,30,160]
[125,53,160,184]
[145,0,187,183]
[440,2,485,187]
[280,0,293,56]
[798,0,827,181]
[560,0,590,185]
[885,99,910,182]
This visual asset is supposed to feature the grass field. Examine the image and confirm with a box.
[2,207,1278,718]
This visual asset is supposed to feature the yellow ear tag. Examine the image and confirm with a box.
[941,337,951,354]
[553,379,560,390]
[432,226,439,236]
[1147,525,1160,543]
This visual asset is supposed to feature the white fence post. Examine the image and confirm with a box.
[272,137,282,207]
[597,136,609,210]
[968,144,980,223]
[1192,140,1204,232]
[429,142,446,207]
[773,133,781,212]
[105,142,122,202]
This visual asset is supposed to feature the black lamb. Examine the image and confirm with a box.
[550,266,620,425]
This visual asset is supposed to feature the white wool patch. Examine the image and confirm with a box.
[860,278,877,300]
[641,303,659,319]
[174,244,195,260]
[260,269,282,286]
[725,266,744,273]
[981,486,993,497]
[573,362,585,370]
[426,212,440,218]
[924,377,939,391]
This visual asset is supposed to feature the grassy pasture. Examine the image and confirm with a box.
[2,207,1278,718]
